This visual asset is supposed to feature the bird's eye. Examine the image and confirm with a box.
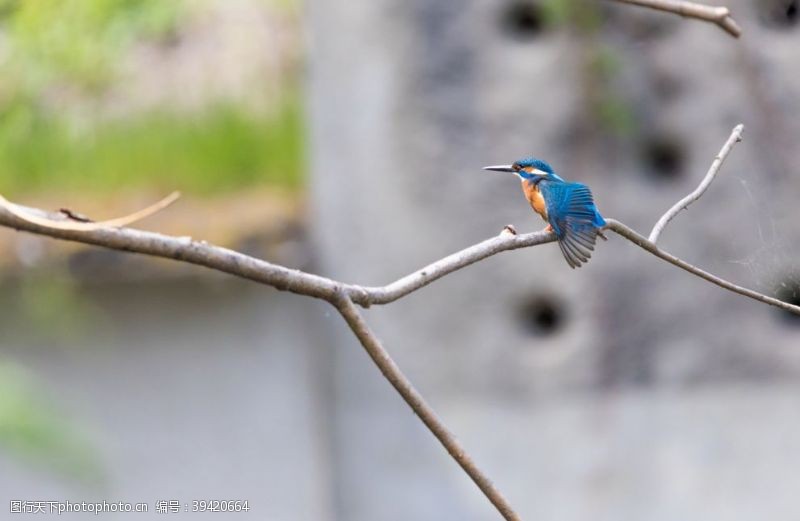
[512,162,521,171]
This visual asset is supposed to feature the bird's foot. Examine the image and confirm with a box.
[544,224,553,233]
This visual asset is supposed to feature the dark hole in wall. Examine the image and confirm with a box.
[757,0,799,28]
[641,135,686,181]
[653,72,684,102]
[518,294,566,336]
[501,1,546,40]
[775,277,800,325]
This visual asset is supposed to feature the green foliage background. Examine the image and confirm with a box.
[0,0,304,195]
[0,0,304,480]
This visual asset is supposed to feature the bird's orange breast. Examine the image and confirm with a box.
[522,179,548,221]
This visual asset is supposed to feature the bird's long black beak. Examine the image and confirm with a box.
[483,164,515,173]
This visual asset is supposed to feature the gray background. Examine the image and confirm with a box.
[3,0,800,519]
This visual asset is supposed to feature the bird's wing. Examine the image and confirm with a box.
[542,182,602,268]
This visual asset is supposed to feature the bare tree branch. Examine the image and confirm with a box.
[608,0,742,37]
[353,228,555,306]
[0,125,796,520]
[0,204,347,300]
[334,294,522,521]
[0,2,753,516]
[649,124,744,243]
[607,219,800,316]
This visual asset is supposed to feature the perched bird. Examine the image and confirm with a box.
[484,157,606,268]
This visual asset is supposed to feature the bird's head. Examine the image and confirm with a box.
[483,157,563,183]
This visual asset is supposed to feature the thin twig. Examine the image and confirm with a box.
[0,191,181,231]
[334,294,521,521]
[609,0,742,37]
[649,124,744,243]
[608,219,800,315]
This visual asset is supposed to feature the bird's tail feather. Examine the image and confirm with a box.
[558,226,600,269]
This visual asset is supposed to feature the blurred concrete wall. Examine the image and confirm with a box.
[308,0,800,519]
[0,280,336,520]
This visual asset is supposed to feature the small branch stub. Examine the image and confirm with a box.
[502,224,518,236]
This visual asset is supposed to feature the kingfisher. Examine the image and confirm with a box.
[484,157,606,268]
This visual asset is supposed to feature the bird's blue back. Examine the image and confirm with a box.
[539,180,605,232]
[539,179,606,268]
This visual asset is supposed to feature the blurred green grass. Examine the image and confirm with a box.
[0,0,305,196]
[0,0,182,90]
[0,99,305,195]
[0,361,102,481]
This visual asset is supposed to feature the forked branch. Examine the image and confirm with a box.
[0,125,795,521]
